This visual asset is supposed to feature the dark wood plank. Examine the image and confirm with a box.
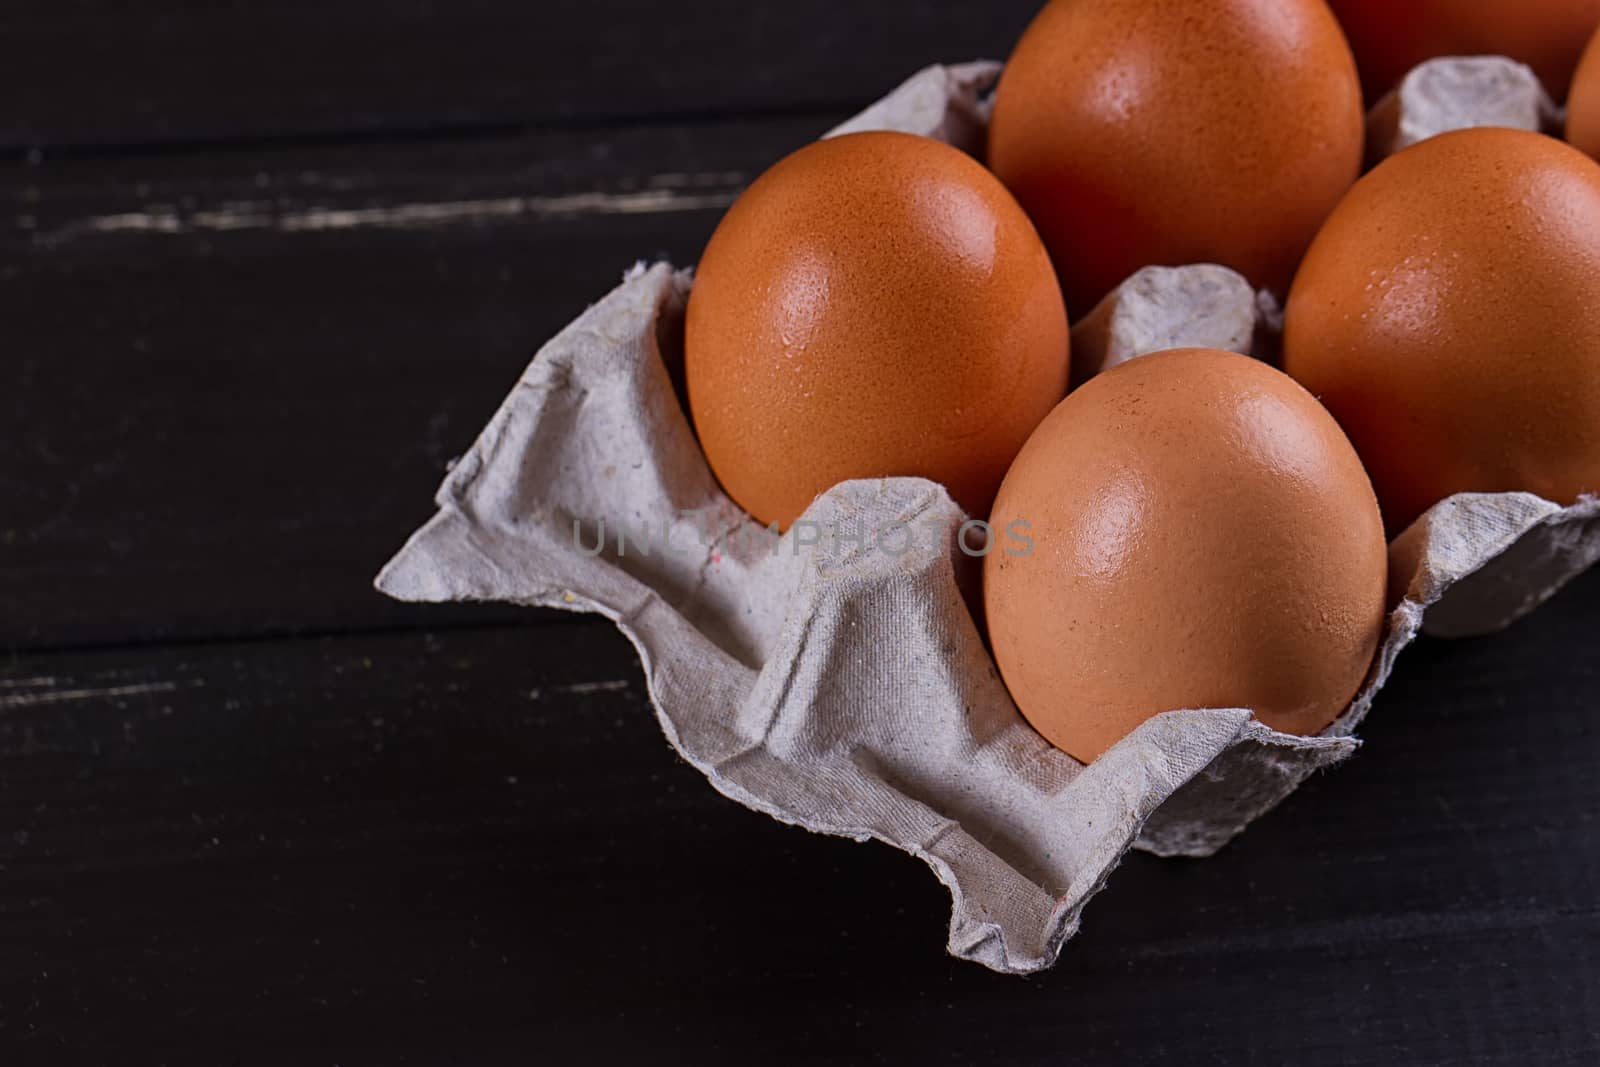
[0,2,1039,152]
[1,115,835,650]
[2,568,1598,1064]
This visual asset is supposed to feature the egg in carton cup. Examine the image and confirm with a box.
[377,59,1600,974]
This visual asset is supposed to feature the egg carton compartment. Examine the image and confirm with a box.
[376,61,1600,974]
[1367,55,1563,161]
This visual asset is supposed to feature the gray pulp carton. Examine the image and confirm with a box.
[377,60,1600,974]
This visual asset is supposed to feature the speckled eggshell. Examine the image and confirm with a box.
[1568,27,1600,158]
[986,0,1364,316]
[1328,0,1600,101]
[1283,127,1600,534]
[983,348,1388,765]
[685,131,1070,530]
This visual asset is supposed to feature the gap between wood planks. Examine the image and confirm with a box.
[0,614,610,662]
[6,112,843,253]
[0,626,640,723]
[0,673,639,709]
[0,98,865,164]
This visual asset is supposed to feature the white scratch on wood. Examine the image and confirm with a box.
[0,676,59,689]
[0,679,198,709]
[528,679,632,701]
[563,679,631,695]
[42,180,745,244]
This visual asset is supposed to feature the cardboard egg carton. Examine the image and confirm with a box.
[377,58,1600,974]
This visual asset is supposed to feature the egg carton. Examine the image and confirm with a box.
[376,59,1600,974]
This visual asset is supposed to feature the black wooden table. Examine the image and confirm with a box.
[3,4,1597,1063]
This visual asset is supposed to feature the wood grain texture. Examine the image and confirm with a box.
[0,115,832,650]
[0,2,1039,152]
[2,568,1597,1064]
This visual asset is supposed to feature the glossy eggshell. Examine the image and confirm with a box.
[1328,0,1600,101]
[1283,127,1600,534]
[984,348,1388,765]
[685,131,1070,530]
[1568,27,1600,158]
[987,0,1364,315]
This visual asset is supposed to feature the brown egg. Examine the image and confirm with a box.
[685,131,1070,530]
[984,348,1388,764]
[1283,127,1600,534]
[987,0,1364,315]
[1327,0,1600,102]
[1569,27,1600,158]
